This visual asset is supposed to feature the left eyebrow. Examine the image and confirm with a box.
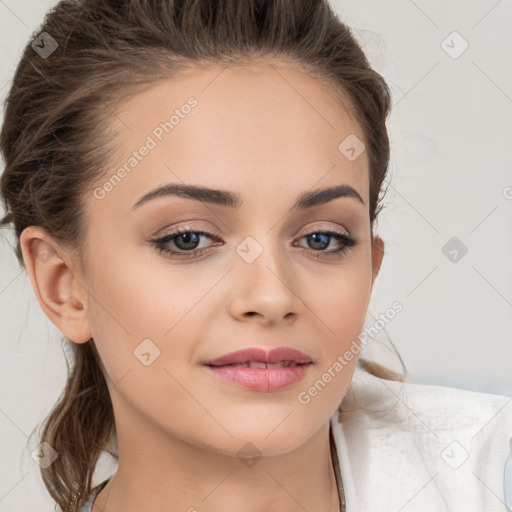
[131,183,365,211]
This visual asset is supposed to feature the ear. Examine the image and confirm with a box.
[371,235,385,284]
[19,226,92,344]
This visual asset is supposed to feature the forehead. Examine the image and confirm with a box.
[96,59,369,213]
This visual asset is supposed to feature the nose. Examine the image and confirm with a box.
[228,238,303,326]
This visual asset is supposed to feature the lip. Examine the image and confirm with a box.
[203,347,313,366]
[204,364,312,392]
[202,347,313,392]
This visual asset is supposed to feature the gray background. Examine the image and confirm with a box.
[0,0,511,509]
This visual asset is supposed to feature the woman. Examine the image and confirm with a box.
[1,1,510,511]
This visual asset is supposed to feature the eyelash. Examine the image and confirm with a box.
[151,226,358,260]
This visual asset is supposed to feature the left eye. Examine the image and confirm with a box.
[152,227,358,259]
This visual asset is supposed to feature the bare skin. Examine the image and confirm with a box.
[20,59,384,512]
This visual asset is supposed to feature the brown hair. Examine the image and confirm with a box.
[0,0,405,510]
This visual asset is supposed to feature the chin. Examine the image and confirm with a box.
[204,421,315,459]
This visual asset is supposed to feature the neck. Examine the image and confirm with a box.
[93,413,341,512]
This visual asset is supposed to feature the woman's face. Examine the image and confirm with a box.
[59,61,383,456]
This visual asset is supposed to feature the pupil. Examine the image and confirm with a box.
[177,233,199,250]
[309,233,329,250]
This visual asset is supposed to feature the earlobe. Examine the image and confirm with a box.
[19,226,92,344]
[371,236,385,282]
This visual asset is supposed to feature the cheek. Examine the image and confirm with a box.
[307,258,373,342]
[295,267,371,408]
[84,253,166,377]
[87,247,183,333]
[84,248,213,380]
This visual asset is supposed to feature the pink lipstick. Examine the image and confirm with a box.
[202,347,313,392]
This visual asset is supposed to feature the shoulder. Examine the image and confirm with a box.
[331,369,512,511]
[342,368,512,431]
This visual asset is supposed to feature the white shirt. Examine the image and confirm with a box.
[330,368,512,512]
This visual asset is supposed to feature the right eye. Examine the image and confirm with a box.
[152,227,221,259]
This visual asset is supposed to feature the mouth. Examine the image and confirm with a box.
[202,346,313,367]
[203,360,313,392]
[201,347,313,391]
[206,360,309,368]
